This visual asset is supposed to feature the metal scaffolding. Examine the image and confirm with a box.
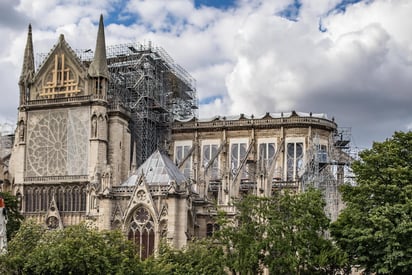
[75,42,198,166]
[0,123,14,160]
[300,128,354,221]
[37,42,197,167]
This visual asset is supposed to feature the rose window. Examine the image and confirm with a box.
[26,109,89,177]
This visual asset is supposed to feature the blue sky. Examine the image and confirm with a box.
[194,0,237,9]
[0,0,411,149]
[106,0,240,28]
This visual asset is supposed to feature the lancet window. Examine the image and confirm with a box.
[202,140,220,179]
[286,141,304,181]
[24,185,86,213]
[230,139,248,178]
[258,139,276,170]
[174,140,192,178]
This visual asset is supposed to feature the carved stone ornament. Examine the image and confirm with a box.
[136,190,146,201]
[46,216,59,229]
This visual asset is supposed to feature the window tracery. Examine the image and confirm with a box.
[26,109,89,177]
[286,142,304,181]
[24,185,86,213]
[128,207,155,259]
[230,139,248,178]
[202,141,220,179]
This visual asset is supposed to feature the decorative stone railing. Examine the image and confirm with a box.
[173,116,337,132]
[111,184,170,195]
[24,94,106,107]
[24,175,89,183]
[111,186,134,194]
[107,104,130,116]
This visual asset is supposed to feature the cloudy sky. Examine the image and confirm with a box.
[0,0,411,149]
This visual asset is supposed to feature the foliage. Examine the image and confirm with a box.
[262,190,346,274]
[0,191,24,240]
[143,240,226,275]
[0,220,43,274]
[216,189,347,274]
[0,221,143,274]
[331,131,412,274]
[216,195,266,274]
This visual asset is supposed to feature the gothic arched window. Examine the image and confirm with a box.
[64,187,72,211]
[57,187,64,211]
[80,187,86,211]
[33,188,39,212]
[73,186,79,211]
[128,207,155,259]
[24,187,33,212]
[41,188,48,211]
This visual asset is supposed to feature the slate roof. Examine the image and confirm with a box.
[122,150,187,186]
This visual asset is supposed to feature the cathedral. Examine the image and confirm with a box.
[1,15,351,258]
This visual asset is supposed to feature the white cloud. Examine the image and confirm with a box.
[0,0,411,148]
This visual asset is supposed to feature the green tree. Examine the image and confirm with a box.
[331,131,412,274]
[217,189,346,274]
[216,195,266,274]
[0,221,143,274]
[0,192,24,240]
[0,220,43,274]
[262,189,346,274]
[147,240,225,275]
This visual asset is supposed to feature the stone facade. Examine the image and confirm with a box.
[171,112,349,224]
[5,16,350,258]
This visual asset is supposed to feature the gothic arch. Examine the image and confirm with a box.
[126,205,157,259]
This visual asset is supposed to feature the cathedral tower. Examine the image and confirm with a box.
[9,16,131,228]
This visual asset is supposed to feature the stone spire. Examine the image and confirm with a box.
[131,141,137,172]
[88,14,109,79]
[19,24,35,85]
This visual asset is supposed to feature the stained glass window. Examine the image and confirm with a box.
[230,141,247,178]
[174,141,192,178]
[128,207,155,259]
[286,142,304,181]
[202,142,219,179]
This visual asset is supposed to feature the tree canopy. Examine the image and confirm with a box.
[0,221,225,275]
[216,189,347,274]
[0,192,23,240]
[331,131,412,274]
[143,240,225,275]
[0,221,143,274]
[0,189,346,274]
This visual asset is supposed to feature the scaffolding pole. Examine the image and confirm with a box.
[300,128,355,221]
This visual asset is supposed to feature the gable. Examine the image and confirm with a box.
[31,35,87,100]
